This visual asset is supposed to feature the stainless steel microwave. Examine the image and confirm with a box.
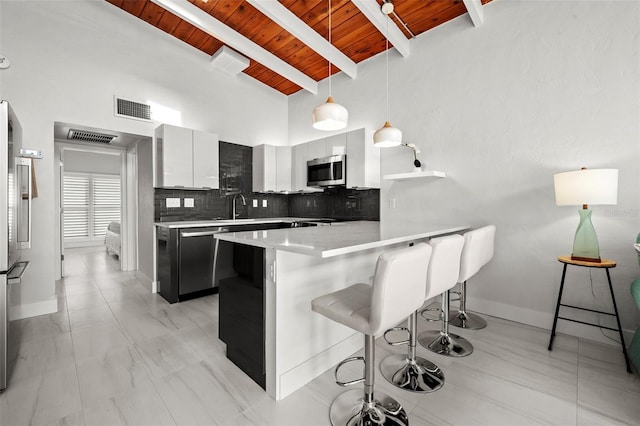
[307,155,346,187]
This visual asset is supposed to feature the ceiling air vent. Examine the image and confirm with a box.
[67,129,117,144]
[114,97,152,122]
[210,46,249,76]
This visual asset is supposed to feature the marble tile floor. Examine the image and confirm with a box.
[1,245,639,425]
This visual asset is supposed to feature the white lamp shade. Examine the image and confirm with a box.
[554,168,618,206]
[312,97,348,131]
[373,121,402,147]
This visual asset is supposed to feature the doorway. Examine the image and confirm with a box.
[53,122,148,279]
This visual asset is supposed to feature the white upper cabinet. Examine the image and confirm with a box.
[292,143,310,191]
[326,133,347,156]
[253,145,291,192]
[275,146,292,192]
[192,129,219,189]
[307,139,326,161]
[155,124,219,189]
[346,128,379,189]
[155,124,192,187]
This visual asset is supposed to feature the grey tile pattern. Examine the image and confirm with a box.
[1,245,639,425]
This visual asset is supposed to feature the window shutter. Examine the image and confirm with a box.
[63,172,121,242]
[93,176,121,237]
[63,174,90,238]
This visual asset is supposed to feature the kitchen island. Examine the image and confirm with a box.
[153,218,334,303]
[215,221,469,400]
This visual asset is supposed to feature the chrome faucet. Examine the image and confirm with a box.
[232,193,246,220]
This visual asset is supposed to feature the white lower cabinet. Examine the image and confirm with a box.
[155,124,219,189]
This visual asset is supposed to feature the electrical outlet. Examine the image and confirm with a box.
[262,199,267,208]
[253,199,258,207]
[184,198,194,208]
[166,198,180,208]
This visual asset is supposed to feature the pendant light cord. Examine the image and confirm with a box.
[328,0,332,97]
[385,15,389,121]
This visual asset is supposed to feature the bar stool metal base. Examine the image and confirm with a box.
[380,354,444,393]
[449,311,487,330]
[329,388,408,426]
[418,330,473,357]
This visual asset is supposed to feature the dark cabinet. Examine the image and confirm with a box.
[156,226,223,303]
[219,141,252,195]
[218,243,265,389]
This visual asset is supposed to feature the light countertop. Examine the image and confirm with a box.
[154,217,325,229]
[215,221,470,258]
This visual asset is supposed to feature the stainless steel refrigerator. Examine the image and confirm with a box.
[0,100,31,393]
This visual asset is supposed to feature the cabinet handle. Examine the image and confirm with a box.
[180,230,228,237]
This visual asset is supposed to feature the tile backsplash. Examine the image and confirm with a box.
[288,188,380,221]
[154,188,379,222]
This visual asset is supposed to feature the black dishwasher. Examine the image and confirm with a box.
[157,226,228,303]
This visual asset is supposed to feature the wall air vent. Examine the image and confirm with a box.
[67,129,117,144]
[114,96,152,122]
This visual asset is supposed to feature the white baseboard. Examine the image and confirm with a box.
[9,298,58,321]
[277,332,361,400]
[470,297,634,347]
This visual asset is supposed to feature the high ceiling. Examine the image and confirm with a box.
[106,0,490,95]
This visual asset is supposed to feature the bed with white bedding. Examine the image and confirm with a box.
[105,221,120,257]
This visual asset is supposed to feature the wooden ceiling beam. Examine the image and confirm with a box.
[246,0,357,79]
[350,0,410,57]
[463,0,484,27]
[150,0,318,94]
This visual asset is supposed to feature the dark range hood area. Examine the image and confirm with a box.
[154,141,380,223]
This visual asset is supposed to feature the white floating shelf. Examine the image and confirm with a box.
[383,170,446,181]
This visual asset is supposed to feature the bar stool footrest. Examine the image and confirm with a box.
[383,327,410,346]
[419,307,443,322]
[334,356,365,387]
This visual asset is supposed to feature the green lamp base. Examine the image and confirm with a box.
[571,208,601,263]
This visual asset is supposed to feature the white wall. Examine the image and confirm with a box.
[137,139,154,283]
[289,0,640,343]
[0,0,288,318]
[64,150,121,175]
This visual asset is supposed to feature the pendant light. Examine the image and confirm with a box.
[312,0,348,131]
[373,1,402,147]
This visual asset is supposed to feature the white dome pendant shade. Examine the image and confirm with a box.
[373,121,402,147]
[312,96,348,131]
[311,0,348,131]
[373,3,402,147]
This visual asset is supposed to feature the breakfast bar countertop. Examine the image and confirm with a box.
[215,221,470,258]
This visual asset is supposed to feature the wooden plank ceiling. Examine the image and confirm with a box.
[106,0,489,95]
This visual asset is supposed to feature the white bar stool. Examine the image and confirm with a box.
[418,234,473,357]
[380,244,445,393]
[449,225,495,330]
[311,243,431,426]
